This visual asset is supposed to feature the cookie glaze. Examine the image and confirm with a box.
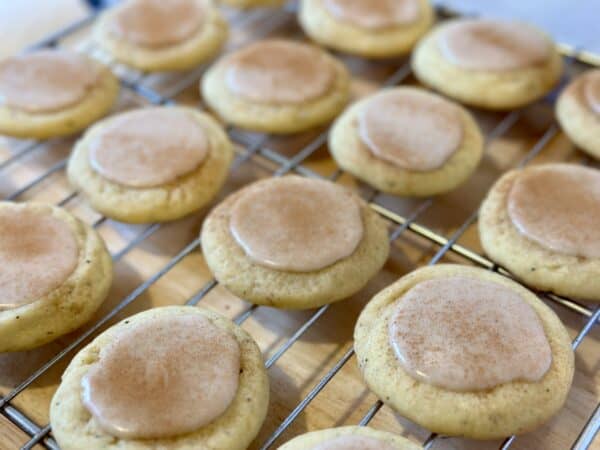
[225,40,335,104]
[81,314,240,439]
[229,177,363,272]
[0,50,99,113]
[389,276,552,391]
[89,108,209,188]
[508,164,600,259]
[323,0,419,30]
[109,0,205,47]
[358,88,463,171]
[438,19,550,71]
[0,205,78,311]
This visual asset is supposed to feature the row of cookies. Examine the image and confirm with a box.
[48,304,429,449]
[0,32,581,212]
[0,152,587,441]
[1,11,598,201]
[5,153,596,349]
[2,162,587,447]
[0,202,577,447]
[33,186,575,447]
[0,46,596,201]
[0,172,386,351]
[0,43,475,217]
[46,269,575,447]
[97,0,432,72]
[1,57,595,226]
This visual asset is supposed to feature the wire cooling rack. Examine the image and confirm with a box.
[0,3,599,450]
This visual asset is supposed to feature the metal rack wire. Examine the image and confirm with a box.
[0,3,598,450]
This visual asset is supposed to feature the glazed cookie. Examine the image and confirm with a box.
[0,202,112,352]
[556,70,600,159]
[480,163,600,301]
[329,87,483,196]
[279,426,420,449]
[299,0,433,58]
[0,49,118,139]
[95,0,228,72]
[68,106,233,223]
[201,39,350,133]
[354,264,574,439]
[201,176,389,309]
[412,18,563,110]
[51,306,269,450]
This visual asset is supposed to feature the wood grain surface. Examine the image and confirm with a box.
[0,4,599,450]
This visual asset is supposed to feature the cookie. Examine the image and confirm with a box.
[279,426,420,449]
[0,49,118,139]
[298,0,433,58]
[201,176,389,309]
[50,306,269,450]
[556,69,600,160]
[329,86,483,196]
[68,106,233,224]
[0,202,112,352]
[354,264,574,439]
[479,163,600,302]
[201,39,350,133]
[95,0,228,72]
[412,18,563,110]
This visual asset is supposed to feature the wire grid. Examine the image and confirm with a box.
[0,3,598,450]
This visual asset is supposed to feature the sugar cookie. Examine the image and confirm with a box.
[355,264,574,439]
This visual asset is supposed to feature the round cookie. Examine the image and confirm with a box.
[298,0,434,58]
[50,306,269,450]
[556,70,600,160]
[0,49,118,139]
[279,426,420,449]
[412,18,563,110]
[329,87,484,196]
[67,106,233,224]
[201,176,389,309]
[0,202,112,352]
[201,39,350,134]
[354,264,574,439]
[95,0,228,72]
[479,163,600,301]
